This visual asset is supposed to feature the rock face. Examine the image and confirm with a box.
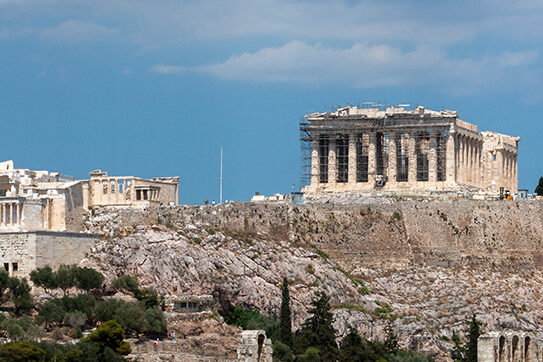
[80,200,543,361]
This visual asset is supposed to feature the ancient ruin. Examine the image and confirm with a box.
[478,332,541,362]
[0,160,179,232]
[300,105,519,198]
[237,330,272,362]
[0,160,179,277]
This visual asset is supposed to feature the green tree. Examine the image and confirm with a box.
[29,266,58,293]
[273,340,293,362]
[465,315,482,362]
[145,307,167,336]
[279,277,293,348]
[8,277,33,315]
[339,326,366,361]
[0,341,46,361]
[384,322,399,354]
[74,267,104,292]
[55,265,77,296]
[0,268,10,302]
[112,275,139,293]
[295,292,338,361]
[64,311,87,329]
[450,315,482,362]
[535,177,543,196]
[38,299,66,326]
[82,320,131,356]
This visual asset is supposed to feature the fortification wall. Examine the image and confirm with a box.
[89,201,543,274]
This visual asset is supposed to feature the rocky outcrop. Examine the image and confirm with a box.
[81,200,543,360]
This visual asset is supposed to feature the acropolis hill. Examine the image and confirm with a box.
[81,200,543,360]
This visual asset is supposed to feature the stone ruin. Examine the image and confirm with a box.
[237,330,272,362]
[300,105,520,199]
[478,331,541,362]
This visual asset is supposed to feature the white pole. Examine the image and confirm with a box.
[220,146,223,204]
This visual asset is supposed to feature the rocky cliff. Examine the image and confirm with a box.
[80,200,543,360]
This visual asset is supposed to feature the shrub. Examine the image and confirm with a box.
[64,311,87,329]
[0,341,46,361]
[39,299,66,325]
[392,212,402,221]
[82,320,131,356]
[273,340,293,362]
[112,275,139,293]
[316,249,329,260]
[74,267,104,292]
[8,277,33,315]
[55,265,77,295]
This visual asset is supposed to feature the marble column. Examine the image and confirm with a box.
[368,132,376,187]
[408,134,417,183]
[387,133,397,185]
[328,136,336,187]
[429,135,437,183]
[348,133,357,185]
[311,137,319,186]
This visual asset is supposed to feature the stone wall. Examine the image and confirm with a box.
[96,201,543,274]
[0,231,101,277]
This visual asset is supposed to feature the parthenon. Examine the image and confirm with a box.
[300,105,519,198]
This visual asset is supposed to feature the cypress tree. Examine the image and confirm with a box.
[465,314,482,362]
[536,177,543,196]
[297,292,338,361]
[279,277,293,348]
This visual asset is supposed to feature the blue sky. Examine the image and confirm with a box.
[1,0,542,204]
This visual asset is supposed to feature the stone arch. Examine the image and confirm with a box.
[525,335,533,362]
[257,333,265,361]
[512,334,520,362]
[498,335,507,362]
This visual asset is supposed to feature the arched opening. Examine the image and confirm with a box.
[512,335,520,362]
[525,336,532,362]
[499,336,506,362]
[257,334,265,361]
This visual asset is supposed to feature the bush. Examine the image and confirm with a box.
[75,267,104,292]
[82,320,131,356]
[39,299,66,326]
[64,311,87,329]
[93,298,166,336]
[0,341,46,361]
[112,275,139,293]
[55,265,77,295]
[273,340,293,362]
[225,306,280,342]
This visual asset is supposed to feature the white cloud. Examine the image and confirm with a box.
[152,41,538,92]
[39,20,117,43]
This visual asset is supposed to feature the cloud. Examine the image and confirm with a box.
[39,20,117,43]
[152,41,538,93]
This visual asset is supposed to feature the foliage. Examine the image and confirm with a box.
[339,325,432,362]
[0,268,10,302]
[535,177,543,196]
[225,306,280,341]
[55,265,77,296]
[279,277,293,348]
[64,311,87,329]
[112,275,139,293]
[450,315,482,362]
[384,322,399,354]
[39,299,66,325]
[82,320,131,356]
[0,341,46,361]
[30,266,58,293]
[74,267,104,292]
[294,292,338,361]
[93,298,166,336]
[0,316,43,340]
[273,340,293,362]
[8,277,33,315]
[134,288,161,308]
